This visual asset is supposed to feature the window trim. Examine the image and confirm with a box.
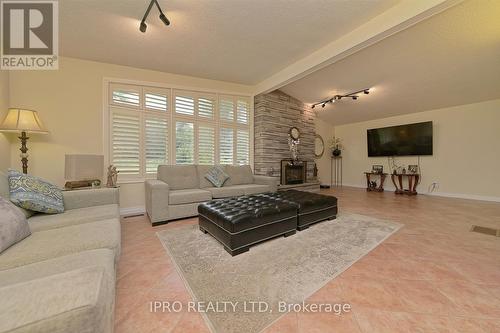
[103,78,254,182]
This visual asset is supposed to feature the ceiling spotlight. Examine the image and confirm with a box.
[140,0,171,33]
[353,96,358,100]
[140,20,147,33]
[311,104,315,109]
[321,103,326,108]
[159,13,170,26]
[364,89,370,94]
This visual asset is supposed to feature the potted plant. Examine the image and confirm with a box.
[328,137,343,157]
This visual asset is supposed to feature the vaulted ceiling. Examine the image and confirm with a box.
[280,0,500,124]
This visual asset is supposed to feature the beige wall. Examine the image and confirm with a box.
[8,57,253,209]
[0,71,10,172]
[314,117,335,186]
[334,99,500,200]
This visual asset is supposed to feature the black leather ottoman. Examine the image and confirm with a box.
[198,194,297,256]
[264,190,338,230]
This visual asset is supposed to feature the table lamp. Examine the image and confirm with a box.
[64,154,104,189]
[0,108,49,174]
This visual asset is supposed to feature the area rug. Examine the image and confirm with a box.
[157,213,401,333]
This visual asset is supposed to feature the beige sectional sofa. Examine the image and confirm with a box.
[145,165,277,225]
[0,172,121,333]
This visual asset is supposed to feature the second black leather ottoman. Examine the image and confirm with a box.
[264,190,338,230]
[198,194,297,256]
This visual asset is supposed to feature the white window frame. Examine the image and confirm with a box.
[103,78,254,183]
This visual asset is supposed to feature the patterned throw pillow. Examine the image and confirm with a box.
[8,169,65,214]
[0,196,31,253]
[205,166,230,188]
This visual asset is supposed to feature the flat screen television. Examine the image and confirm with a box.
[367,121,433,157]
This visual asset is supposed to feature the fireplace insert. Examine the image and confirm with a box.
[281,160,307,185]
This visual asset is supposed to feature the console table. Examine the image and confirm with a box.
[391,173,420,195]
[364,172,387,192]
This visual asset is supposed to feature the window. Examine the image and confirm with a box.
[107,82,252,179]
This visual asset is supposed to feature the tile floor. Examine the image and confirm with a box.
[115,187,500,332]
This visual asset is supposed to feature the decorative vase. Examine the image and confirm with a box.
[332,148,341,157]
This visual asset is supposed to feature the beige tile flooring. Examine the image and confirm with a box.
[115,187,500,332]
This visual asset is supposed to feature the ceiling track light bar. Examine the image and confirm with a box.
[140,0,170,33]
[311,88,370,109]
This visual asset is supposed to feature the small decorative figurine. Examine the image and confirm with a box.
[106,165,119,187]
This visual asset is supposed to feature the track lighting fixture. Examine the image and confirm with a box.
[311,88,371,109]
[140,0,170,33]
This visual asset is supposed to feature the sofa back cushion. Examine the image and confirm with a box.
[224,165,254,186]
[0,196,31,253]
[157,165,199,190]
[196,165,215,188]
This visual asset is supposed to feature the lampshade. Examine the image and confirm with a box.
[65,154,104,181]
[0,108,49,133]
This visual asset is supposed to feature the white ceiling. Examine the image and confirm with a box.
[59,0,400,84]
[280,0,500,125]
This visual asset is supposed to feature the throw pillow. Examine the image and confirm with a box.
[0,196,31,253]
[205,166,230,188]
[8,169,65,214]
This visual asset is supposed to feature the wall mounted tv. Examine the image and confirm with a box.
[367,121,433,157]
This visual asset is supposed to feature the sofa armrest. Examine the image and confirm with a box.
[63,188,119,210]
[145,180,170,224]
[253,175,278,192]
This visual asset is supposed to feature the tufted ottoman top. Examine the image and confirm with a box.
[263,190,337,214]
[198,194,297,234]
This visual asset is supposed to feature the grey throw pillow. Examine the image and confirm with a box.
[0,196,31,253]
[205,166,230,188]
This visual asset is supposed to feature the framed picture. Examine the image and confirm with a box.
[372,165,383,174]
[408,165,419,174]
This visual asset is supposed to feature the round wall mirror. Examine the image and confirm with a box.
[314,134,325,158]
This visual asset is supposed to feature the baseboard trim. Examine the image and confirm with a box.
[120,206,146,217]
[425,192,500,203]
[333,183,500,203]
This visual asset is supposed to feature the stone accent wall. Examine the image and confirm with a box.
[254,90,316,181]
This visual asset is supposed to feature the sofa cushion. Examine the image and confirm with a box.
[28,204,120,232]
[224,165,254,186]
[230,184,271,195]
[206,186,245,199]
[8,170,64,214]
[0,197,31,253]
[0,219,121,271]
[0,249,115,333]
[157,165,199,190]
[0,266,111,333]
[196,165,215,188]
[205,165,229,187]
[169,189,212,205]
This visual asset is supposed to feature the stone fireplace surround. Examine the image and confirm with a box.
[254,90,316,183]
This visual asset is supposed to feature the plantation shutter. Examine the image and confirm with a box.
[145,91,168,112]
[198,94,216,119]
[175,121,194,164]
[236,99,250,124]
[236,129,249,165]
[174,91,195,116]
[110,108,141,175]
[110,84,141,108]
[145,116,168,173]
[198,125,215,165]
[219,96,234,121]
[219,127,234,164]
